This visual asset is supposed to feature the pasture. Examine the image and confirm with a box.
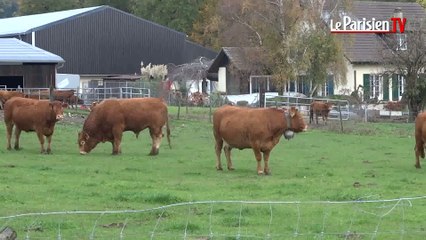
[0,107,425,239]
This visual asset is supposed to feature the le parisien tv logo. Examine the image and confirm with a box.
[330,16,406,34]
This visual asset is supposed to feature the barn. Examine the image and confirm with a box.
[0,5,217,90]
[0,38,64,89]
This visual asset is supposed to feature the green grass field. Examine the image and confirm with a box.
[0,107,426,239]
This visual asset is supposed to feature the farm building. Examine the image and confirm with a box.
[0,38,64,89]
[0,5,217,91]
[208,1,425,101]
[336,1,426,102]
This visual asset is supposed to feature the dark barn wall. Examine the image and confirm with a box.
[183,40,217,62]
[0,64,56,88]
[34,7,189,75]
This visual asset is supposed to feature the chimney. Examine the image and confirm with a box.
[393,7,403,19]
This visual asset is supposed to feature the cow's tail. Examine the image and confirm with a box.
[166,116,171,149]
[309,106,313,124]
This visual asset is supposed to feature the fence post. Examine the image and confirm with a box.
[209,97,212,123]
[364,103,368,122]
[338,103,344,132]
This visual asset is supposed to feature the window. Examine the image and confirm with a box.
[369,75,382,99]
[249,75,270,94]
[398,75,404,99]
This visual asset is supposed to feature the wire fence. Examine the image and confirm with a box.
[0,86,411,124]
[1,196,426,239]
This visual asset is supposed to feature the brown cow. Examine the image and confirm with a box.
[25,89,77,105]
[0,90,25,109]
[213,106,307,175]
[414,112,426,168]
[78,97,171,155]
[309,101,333,125]
[4,98,66,153]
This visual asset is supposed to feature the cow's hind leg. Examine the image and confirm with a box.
[415,140,425,169]
[215,138,224,170]
[6,122,13,150]
[224,144,234,171]
[149,127,163,156]
[14,128,22,150]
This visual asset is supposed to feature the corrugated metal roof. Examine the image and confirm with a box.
[0,6,102,36]
[0,38,64,63]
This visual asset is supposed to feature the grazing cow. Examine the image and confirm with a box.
[78,98,171,155]
[309,101,333,124]
[67,95,84,109]
[414,112,426,168]
[25,90,79,107]
[4,98,66,153]
[0,90,25,109]
[213,106,307,175]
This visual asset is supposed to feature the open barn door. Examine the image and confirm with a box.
[0,76,23,89]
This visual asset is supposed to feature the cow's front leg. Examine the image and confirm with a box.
[224,144,234,170]
[252,147,263,175]
[112,138,122,155]
[263,150,271,175]
[149,127,162,156]
[36,131,46,153]
[14,128,22,150]
[46,135,52,154]
[111,127,123,155]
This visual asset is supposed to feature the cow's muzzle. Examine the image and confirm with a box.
[79,151,87,155]
[302,125,308,132]
[56,114,64,120]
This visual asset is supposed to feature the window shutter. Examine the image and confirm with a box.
[383,75,389,101]
[392,74,398,101]
[363,74,370,100]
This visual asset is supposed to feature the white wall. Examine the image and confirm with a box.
[56,74,80,89]
[335,59,396,101]
[218,67,227,93]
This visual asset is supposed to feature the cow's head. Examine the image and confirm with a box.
[286,107,308,133]
[78,131,98,155]
[324,102,333,112]
[49,101,65,121]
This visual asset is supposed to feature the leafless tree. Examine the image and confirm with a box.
[167,57,213,118]
[380,18,426,120]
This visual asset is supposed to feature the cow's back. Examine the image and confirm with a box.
[4,98,49,129]
[84,98,168,135]
[119,98,168,130]
[213,106,285,149]
[4,97,35,120]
